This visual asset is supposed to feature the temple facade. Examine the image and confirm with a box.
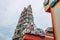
[44,0,60,40]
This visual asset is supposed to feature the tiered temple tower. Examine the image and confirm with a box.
[13,5,35,40]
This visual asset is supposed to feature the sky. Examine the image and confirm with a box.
[0,0,52,40]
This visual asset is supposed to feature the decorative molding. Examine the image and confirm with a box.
[50,0,58,7]
[44,0,49,6]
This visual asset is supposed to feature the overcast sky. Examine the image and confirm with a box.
[0,0,52,40]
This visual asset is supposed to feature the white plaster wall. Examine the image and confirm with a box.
[54,2,60,40]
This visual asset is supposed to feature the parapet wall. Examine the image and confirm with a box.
[21,34,54,40]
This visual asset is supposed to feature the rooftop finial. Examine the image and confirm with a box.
[28,5,31,8]
[24,7,27,10]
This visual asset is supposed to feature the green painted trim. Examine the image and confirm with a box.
[50,0,58,7]
[36,28,41,30]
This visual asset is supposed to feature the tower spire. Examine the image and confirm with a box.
[13,5,34,40]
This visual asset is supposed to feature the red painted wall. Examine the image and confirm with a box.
[21,34,54,40]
